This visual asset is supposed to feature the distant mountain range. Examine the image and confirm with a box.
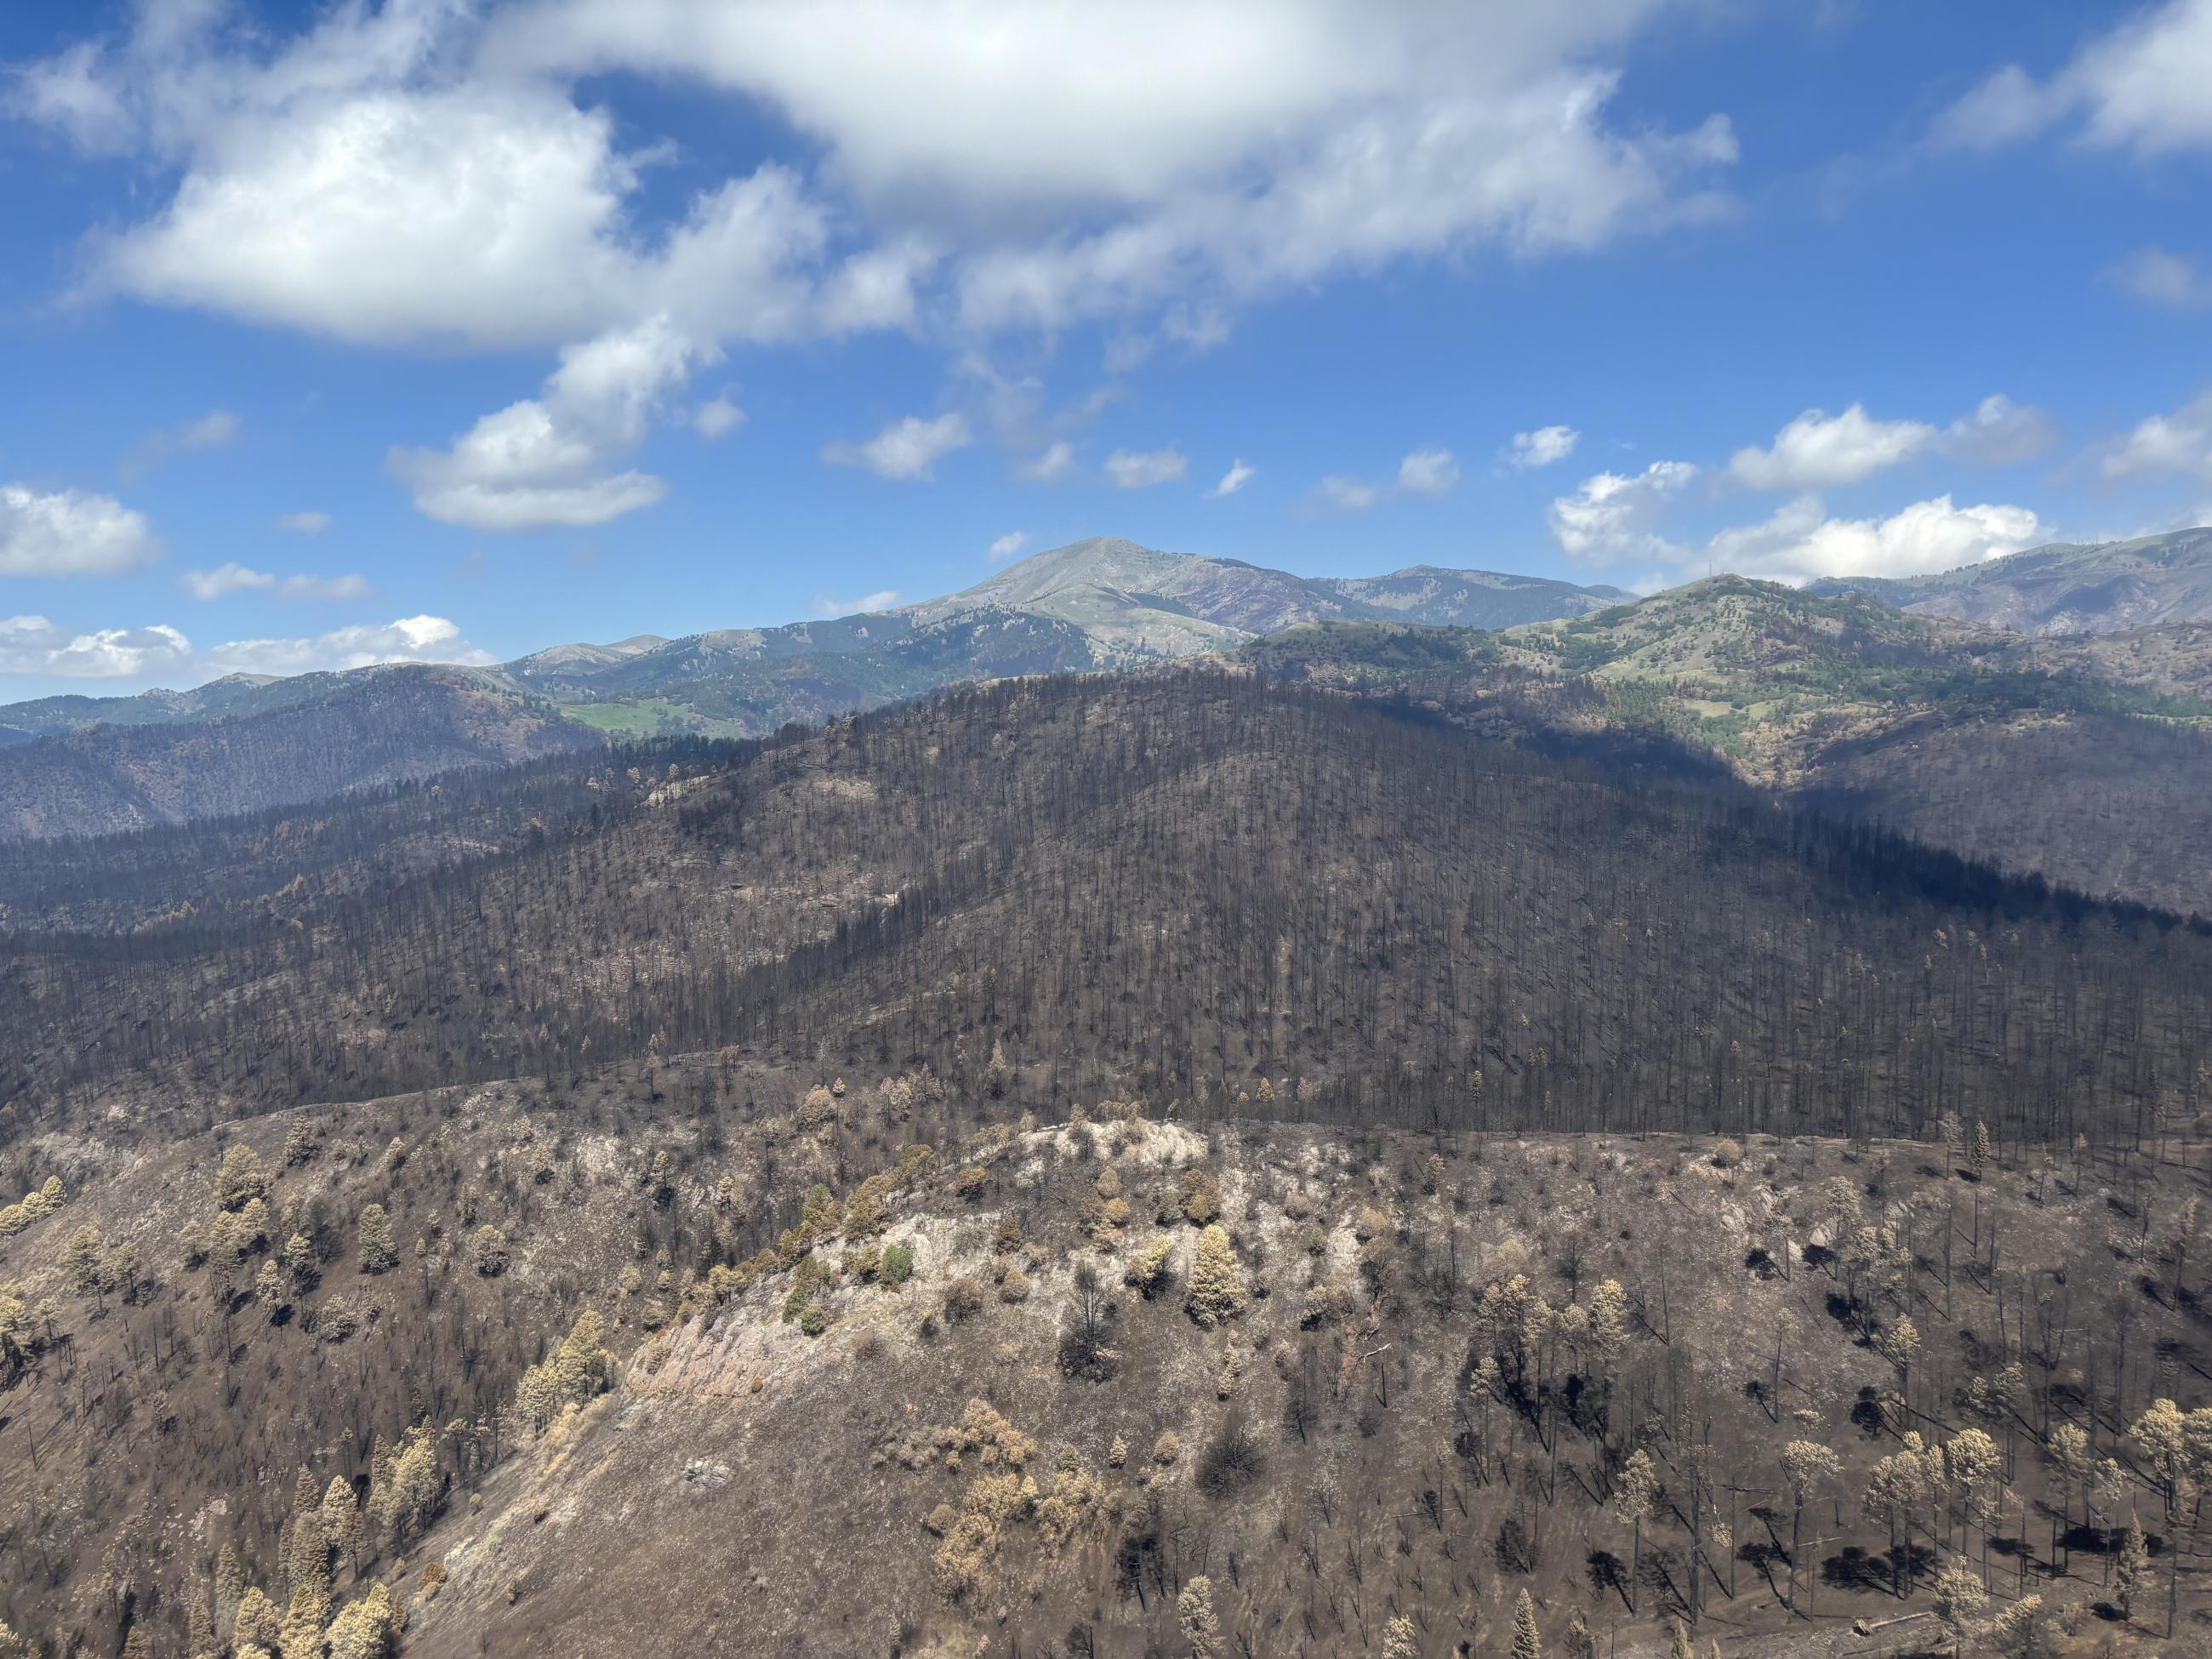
[4,529,2212,858]
[1250,573,2212,912]
[0,539,1630,837]
[1810,527,2212,634]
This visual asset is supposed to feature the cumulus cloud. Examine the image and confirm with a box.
[180,564,373,602]
[389,316,698,528]
[1548,461,1698,565]
[10,3,1749,520]
[1506,425,1578,470]
[1940,394,2059,465]
[1316,448,1462,512]
[1704,494,2044,584]
[20,1,1731,351]
[120,408,240,476]
[2107,247,2212,309]
[693,395,745,439]
[1103,447,1188,489]
[0,483,162,576]
[0,615,193,678]
[1936,0,2212,157]
[1210,459,1257,499]
[2101,390,2212,482]
[1316,476,1382,513]
[1017,441,1076,483]
[823,412,973,481]
[987,531,1029,562]
[1725,405,1936,492]
[1395,448,1461,497]
[1,606,461,681]
[205,616,495,677]
[810,590,904,618]
[274,510,333,534]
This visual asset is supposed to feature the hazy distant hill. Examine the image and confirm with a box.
[1810,527,2212,634]
[1248,576,2212,912]
[0,539,1623,836]
[514,536,1631,711]
[0,669,596,841]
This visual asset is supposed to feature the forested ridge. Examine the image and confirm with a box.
[7,666,2212,1659]
[0,670,599,843]
[4,669,2205,1154]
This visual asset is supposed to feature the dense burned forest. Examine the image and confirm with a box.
[3,669,2207,1156]
[2,665,2212,1659]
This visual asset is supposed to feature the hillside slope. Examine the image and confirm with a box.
[5,670,2205,1150]
[0,540,1623,835]
[1247,579,2212,913]
[0,670,601,841]
[1810,527,2212,634]
[3,1065,2208,1659]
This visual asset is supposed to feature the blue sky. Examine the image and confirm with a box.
[3,0,2211,698]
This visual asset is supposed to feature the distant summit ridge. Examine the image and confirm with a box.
[1810,527,2212,636]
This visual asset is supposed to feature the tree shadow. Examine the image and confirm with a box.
[1821,1546,1891,1594]
[1587,1549,1631,1611]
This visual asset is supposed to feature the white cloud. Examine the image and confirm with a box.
[1210,459,1257,498]
[274,510,333,534]
[1506,425,1578,469]
[1704,494,2044,585]
[1940,394,2059,466]
[810,590,904,618]
[1395,447,1461,497]
[0,483,162,576]
[1317,476,1382,514]
[85,62,871,354]
[0,615,193,679]
[493,3,1735,282]
[1314,447,1459,511]
[1725,404,1936,492]
[14,2,1745,523]
[987,531,1029,562]
[1017,441,1076,483]
[1547,460,1697,565]
[2101,390,2212,482]
[1936,0,2212,157]
[823,412,973,481]
[206,616,494,677]
[2107,247,2212,309]
[120,408,239,476]
[180,563,373,602]
[693,396,745,439]
[389,316,698,528]
[180,562,268,601]
[1104,447,1189,489]
[23,1,1732,347]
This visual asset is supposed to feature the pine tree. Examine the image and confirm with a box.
[1668,1619,1693,1659]
[356,1204,397,1275]
[2115,1517,2151,1620]
[1185,1223,1246,1328]
[1177,1574,1223,1659]
[214,1144,270,1211]
[234,1586,282,1653]
[1614,1448,1659,1611]
[1381,1614,1419,1659]
[1511,1588,1542,1659]
[214,1544,246,1643]
[1932,1563,1987,1656]
[325,1584,396,1659]
[322,1477,364,1579]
